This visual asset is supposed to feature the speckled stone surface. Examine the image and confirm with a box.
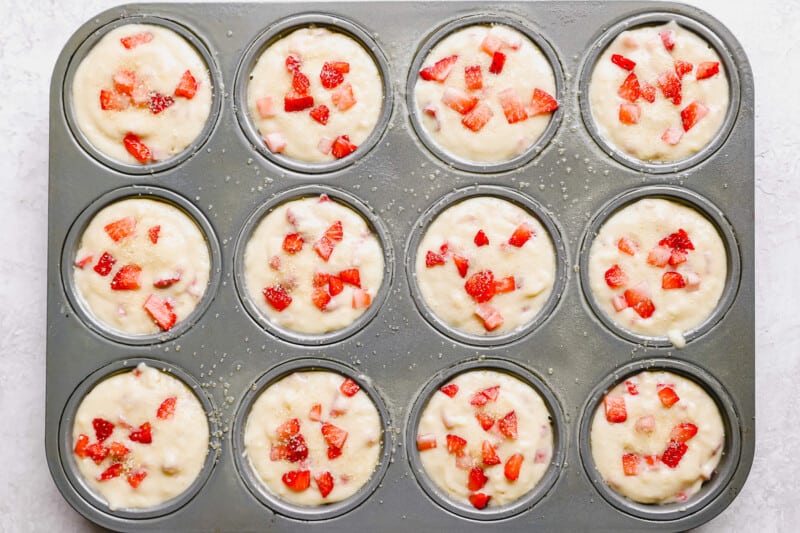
[0,0,795,531]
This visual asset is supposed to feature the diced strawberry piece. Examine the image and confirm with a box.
[276,418,301,440]
[622,453,639,476]
[476,303,503,331]
[130,80,151,107]
[498,88,528,124]
[93,252,116,276]
[508,223,533,247]
[661,440,688,468]
[685,271,702,289]
[153,272,181,288]
[143,294,177,330]
[110,264,142,291]
[674,60,693,79]
[618,72,641,102]
[327,446,343,460]
[454,450,473,471]
[340,377,360,397]
[446,434,467,454]
[604,264,628,288]
[635,414,655,434]
[439,383,459,398]
[467,466,488,492]
[292,71,311,95]
[308,403,322,422]
[173,70,198,99]
[321,423,349,449]
[282,469,311,491]
[317,136,333,155]
[425,250,446,267]
[475,412,495,431]
[319,221,342,242]
[351,289,371,309]
[464,65,483,90]
[623,283,656,319]
[312,287,332,310]
[442,87,478,115]
[287,434,309,462]
[625,380,639,395]
[474,229,489,247]
[98,463,123,481]
[662,126,683,145]
[461,101,493,132]
[480,440,501,466]
[282,233,304,254]
[284,93,314,112]
[285,54,302,73]
[263,285,292,311]
[617,237,638,256]
[644,454,660,467]
[320,62,345,89]
[612,294,628,312]
[330,61,350,74]
[75,255,93,269]
[99,89,130,111]
[660,29,676,52]
[256,96,276,119]
[488,51,506,74]
[469,492,491,509]
[498,411,518,439]
[331,134,357,159]
[314,471,334,498]
[494,276,515,293]
[451,254,469,278]
[647,245,671,267]
[309,104,330,125]
[93,418,114,442]
[504,453,524,481]
[108,441,130,459]
[662,271,686,289]
[156,397,177,420]
[671,422,699,443]
[464,270,496,303]
[696,61,720,80]
[325,275,342,296]
[112,70,137,95]
[419,54,458,82]
[619,103,641,125]
[657,70,682,105]
[640,81,656,103]
[74,434,90,458]
[528,88,558,116]
[127,469,147,488]
[681,100,709,132]
[120,32,153,49]
[149,92,174,114]
[480,33,504,55]
[416,433,437,451]
[104,217,136,242]
[145,225,160,244]
[85,442,109,464]
[331,83,356,111]
[660,228,695,251]
[338,268,361,288]
[611,53,636,70]
[658,386,680,407]
[313,236,337,263]
[129,421,152,444]
[604,396,627,423]
[123,132,152,163]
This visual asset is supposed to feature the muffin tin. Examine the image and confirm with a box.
[46,2,754,531]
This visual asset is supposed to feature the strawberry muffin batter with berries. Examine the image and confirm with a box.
[590,370,724,504]
[588,21,728,163]
[416,196,555,335]
[246,27,383,162]
[73,198,210,335]
[414,24,558,163]
[243,194,383,335]
[587,198,726,346]
[415,370,553,509]
[71,23,212,165]
[71,363,210,510]
[243,371,382,505]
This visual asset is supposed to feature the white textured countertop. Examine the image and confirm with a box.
[0,0,796,531]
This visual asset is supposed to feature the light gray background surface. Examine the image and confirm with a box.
[0,0,795,531]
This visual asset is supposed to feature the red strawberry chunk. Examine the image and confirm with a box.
[123,132,153,163]
[330,61,350,74]
[474,229,489,246]
[658,386,680,407]
[323,221,343,242]
[508,223,533,247]
[351,288,371,309]
[331,134,357,159]
[93,418,114,442]
[452,254,469,278]
[475,412,495,431]
[340,377,360,397]
[494,276,515,293]
[481,440,501,466]
[263,285,292,311]
[75,255,94,269]
[276,418,301,440]
[127,469,147,489]
[619,102,641,125]
[104,216,136,242]
[174,70,198,99]
[446,434,467,454]
[528,88,558,116]
[327,446,343,460]
[504,453,524,481]
[623,283,656,319]
[469,492,491,509]
[464,270,496,303]
[464,65,483,90]
[681,101,709,132]
[331,83,356,111]
[284,93,314,112]
[312,287,332,310]
[659,228,695,252]
[94,252,117,276]
[670,422,699,443]
[150,272,180,288]
[74,434,90,458]
[98,463,123,481]
[292,71,311,95]
[604,396,627,423]
[320,62,345,89]
[622,453,639,476]
[640,81,656,103]
[110,264,142,291]
[256,96,276,118]
[282,233,304,254]
[313,237,335,261]
[112,69,137,95]
[440,383,459,397]
[618,72,641,102]
[662,126,683,145]
[661,440,688,468]
[85,442,109,464]
[476,303,503,331]
[425,250,446,267]
[470,385,500,406]
[674,60,694,79]
[657,70,682,105]
[442,87,478,115]
[625,380,639,395]
[309,104,330,125]
[271,434,309,463]
[328,275,344,296]
[468,466,488,491]
[143,293,177,330]
[129,421,152,444]
[647,245,671,267]
[120,32,153,49]
[99,89,130,111]
[157,397,177,420]
[315,471,334,498]
[617,237,638,256]
[313,272,330,288]
[696,61,720,80]
[338,268,361,287]
[147,225,160,244]
[480,33,505,55]
[108,441,130,459]
[604,264,628,288]
[488,51,506,74]
[498,88,528,124]
[662,271,686,289]
[461,101,493,132]
[282,470,311,491]
[660,29,676,51]
[498,411,518,439]
[309,403,322,422]
[149,92,175,114]
[611,54,636,70]
[419,54,458,82]
[416,433,437,451]
[285,54,302,73]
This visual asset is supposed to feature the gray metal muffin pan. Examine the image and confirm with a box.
[46,2,754,531]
